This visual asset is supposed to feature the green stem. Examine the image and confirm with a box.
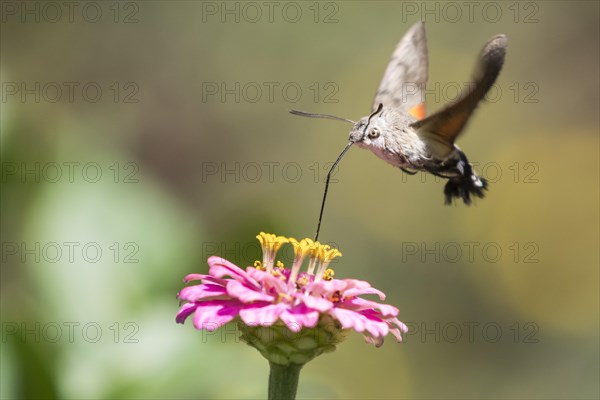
[268,362,303,400]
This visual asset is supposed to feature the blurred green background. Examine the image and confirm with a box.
[1,1,598,399]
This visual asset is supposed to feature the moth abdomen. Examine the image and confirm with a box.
[444,175,488,205]
[440,149,487,205]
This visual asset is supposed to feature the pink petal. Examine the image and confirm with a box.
[330,308,366,332]
[307,280,346,295]
[362,310,409,340]
[280,305,319,332]
[192,300,242,331]
[208,256,259,288]
[176,303,197,324]
[387,317,409,334]
[343,287,386,300]
[178,283,227,302]
[388,327,404,343]
[202,276,229,286]
[309,278,371,296]
[184,273,209,283]
[383,316,408,342]
[341,279,373,290]
[247,268,288,293]
[226,280,274,303]
[329,307,388,338]
[364,317,389,337]
[239,303,285,326]
[295,293,333,312]
[340,298,399,317]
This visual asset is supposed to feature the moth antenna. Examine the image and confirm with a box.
[290,110,355,125]
[360,103,384,136]
[314,141,353,242]
[366,103,383,126]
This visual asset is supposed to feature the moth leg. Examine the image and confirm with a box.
[423,167,454,180]
[400,167,418,175]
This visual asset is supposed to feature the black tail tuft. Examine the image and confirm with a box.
[444,175,488,205]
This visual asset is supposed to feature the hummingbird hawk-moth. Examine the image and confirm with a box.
[291,22,507,241]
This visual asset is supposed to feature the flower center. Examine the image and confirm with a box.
[253,232,343,291]
[328,290,342,304]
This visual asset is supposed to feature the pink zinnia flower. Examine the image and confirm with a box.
[177,232,407,364]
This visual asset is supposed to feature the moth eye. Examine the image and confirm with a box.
[368,128,380,139]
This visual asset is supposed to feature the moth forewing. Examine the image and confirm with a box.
[372,21,428,116]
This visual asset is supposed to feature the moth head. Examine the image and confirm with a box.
[349,104,387,148]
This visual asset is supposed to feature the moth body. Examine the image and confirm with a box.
[350,110,428,169]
